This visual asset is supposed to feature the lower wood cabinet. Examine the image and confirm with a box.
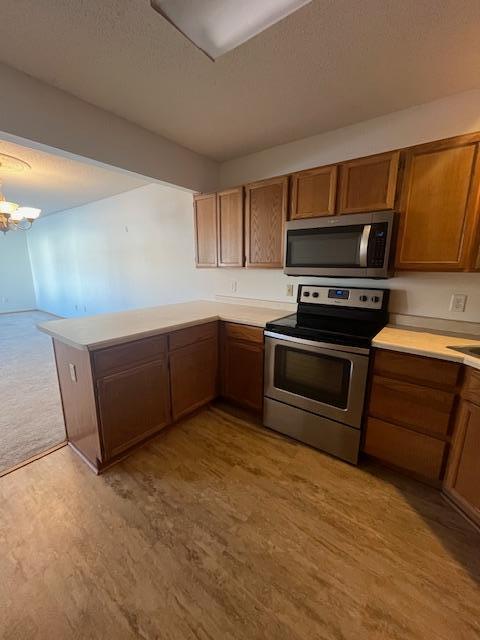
[97,358,171,459]
[364,349,460,484]
[444,371,480,528]
[169,333,218,421]
[221,322,264,411]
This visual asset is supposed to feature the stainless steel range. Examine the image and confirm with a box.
[263,285,389,464]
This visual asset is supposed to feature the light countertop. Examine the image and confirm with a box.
[38,300,480,371]
[373,326,480,371]
[37,300,289,351]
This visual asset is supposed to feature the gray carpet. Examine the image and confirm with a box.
[0,311,66,474]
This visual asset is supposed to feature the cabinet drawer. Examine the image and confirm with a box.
[364,417,446,481]
[369,375,455,438]
[224,322,264,344]
[461,367,480,406]
[93,335,167,378]
[373,349,460,390]
[168,321,218,351]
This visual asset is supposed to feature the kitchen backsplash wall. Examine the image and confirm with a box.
[213,269,480,324]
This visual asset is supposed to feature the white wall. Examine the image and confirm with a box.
[0,232,36,313]
[219,88,480,187]
[0,63,218,193]
[215,89,480,324]
[27,183,216,318]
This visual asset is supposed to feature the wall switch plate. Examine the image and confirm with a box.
[450,293,467,312]
[286,284,294,297]
[69,363,77,383]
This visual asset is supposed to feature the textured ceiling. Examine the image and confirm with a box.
[0,1,480,161]
[0,139,150,215]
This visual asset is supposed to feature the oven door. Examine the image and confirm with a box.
[264,333,370,428]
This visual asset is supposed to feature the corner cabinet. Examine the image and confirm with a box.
[396,136,480,271]
[217,187,244,267]
[290,165,337,219]
[220,322,264,412]
[168,322,218,421]
[338,151,400,214]
[245,177,288,268]
[193,193,217,267]
[444,369,480,528]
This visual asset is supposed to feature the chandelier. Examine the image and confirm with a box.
[0,182,41,234]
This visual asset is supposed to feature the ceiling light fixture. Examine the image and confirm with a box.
[0,183,41,234]
[151,0,312,60]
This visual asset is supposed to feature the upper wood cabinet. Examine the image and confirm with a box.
[290,165,337,219]
[396,136,480,271]
[245,176,288,268]
[217,187,244,267]
[338,151,400,214]
[193,193,217,267]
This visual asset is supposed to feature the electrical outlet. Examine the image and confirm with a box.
[286,284,294,297]
[450,293,467,313]
[231,280,237,293]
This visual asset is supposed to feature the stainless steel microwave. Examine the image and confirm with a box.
[284,211,395,278]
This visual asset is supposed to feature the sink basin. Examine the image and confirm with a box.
[448,345,480,358]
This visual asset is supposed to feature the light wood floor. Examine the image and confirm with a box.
[1,407,479,640]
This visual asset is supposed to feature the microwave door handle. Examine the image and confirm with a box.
[359,224,372,267]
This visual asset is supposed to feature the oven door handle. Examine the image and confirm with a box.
[359,224,372,267]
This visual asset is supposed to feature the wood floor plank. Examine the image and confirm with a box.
[0,406,479,640]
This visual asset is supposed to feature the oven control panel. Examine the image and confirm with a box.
[298,286,386,310]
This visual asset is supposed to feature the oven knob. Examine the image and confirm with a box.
[312,292,319,298]
[359,295,368,302]
[303,291,310,297]
[372,295,380,303]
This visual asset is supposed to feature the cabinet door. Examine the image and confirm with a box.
[290,165,337,219]
[193,193,217,267]
[338,151,399,214]
[217,187,244,267]
[169,338,218,421]
[221,327,264,411]
[97,358,171,460]
[396,138,480,271]
[444,400,480,527]
[245,177,288,268]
